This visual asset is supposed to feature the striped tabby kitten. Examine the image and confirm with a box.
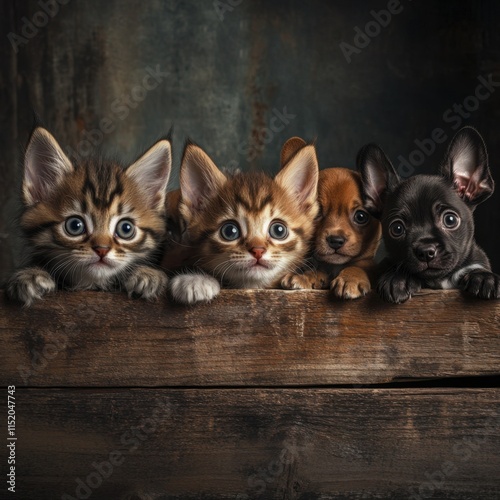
[168,142,319,304]
[7,127,171,305]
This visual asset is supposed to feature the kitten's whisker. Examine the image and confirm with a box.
[219,261,239,285]
[48,256,77,282]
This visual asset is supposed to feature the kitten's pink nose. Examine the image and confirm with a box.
[250,247,266,260]
[93,246,110,259]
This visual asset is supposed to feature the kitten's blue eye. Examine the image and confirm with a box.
[115,219,136,240]
[354,210,369,225]
[64,216,86,236]
[269,221,288,240]
[220,222,240,241]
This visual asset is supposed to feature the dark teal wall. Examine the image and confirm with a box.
[1,0,500,282]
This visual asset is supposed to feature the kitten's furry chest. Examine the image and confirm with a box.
[225,272,283,290]
[44,260,117,291]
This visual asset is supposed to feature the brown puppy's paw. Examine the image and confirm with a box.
[281,271,329,290]
[330,267,371,299]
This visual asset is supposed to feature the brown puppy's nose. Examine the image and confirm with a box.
[415,244,437,262]
[326,236,345,250]
[93,246,110,259]
[250,247,266,260]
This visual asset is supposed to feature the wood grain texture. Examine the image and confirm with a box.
[11,388,500,499]
[1,289,499,387]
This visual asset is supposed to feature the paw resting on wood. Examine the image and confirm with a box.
[281,270,329,290]
[460,270,500,299]
[124,266,168,300]
[377,270,421,304]
[7,267,56,306]
[169,273,221,304]
[330,267,371,300]
[330,267,371,299]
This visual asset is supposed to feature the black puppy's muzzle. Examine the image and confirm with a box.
[414,243,438,263]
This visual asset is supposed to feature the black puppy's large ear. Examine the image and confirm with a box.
[356,143,400,217]
[441,127,494,206]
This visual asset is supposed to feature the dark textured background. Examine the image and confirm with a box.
[1,0,500,284]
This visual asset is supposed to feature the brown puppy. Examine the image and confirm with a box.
[281,137,381,298]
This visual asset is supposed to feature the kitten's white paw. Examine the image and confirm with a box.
[124,266,168,300]
[7,267,56,306]
[169,273,221,305]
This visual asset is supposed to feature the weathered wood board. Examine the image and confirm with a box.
[10,388,500,500]
[1,290,499,387]
[2,290,499,499]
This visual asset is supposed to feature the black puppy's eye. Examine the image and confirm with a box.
[220,222,240,241]
[389,220,406,238]
[353,210,369,225]
[442,211,460,229]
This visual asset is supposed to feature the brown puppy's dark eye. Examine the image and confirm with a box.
[389,220,406,238]
[353,210,369,225]
[443,211,460,229]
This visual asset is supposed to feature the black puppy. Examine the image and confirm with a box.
[357,126,500,303]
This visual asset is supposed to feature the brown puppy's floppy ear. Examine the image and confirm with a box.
[280,136,307,169]
[441,126,494,207]
[356,143,400,218]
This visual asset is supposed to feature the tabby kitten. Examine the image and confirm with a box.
[168,142,319,304]
[7,127,171,306]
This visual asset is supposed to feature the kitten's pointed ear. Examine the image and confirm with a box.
[180,143,227,212]
[23,127,74,206]
[280,136,307,169]
[127,139,172,209]
[441,127,494,206]
[275,144,319,210]
[356,143,399,217]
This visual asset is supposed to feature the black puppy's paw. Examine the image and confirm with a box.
[461,271,500,299]
[377,271,421,304]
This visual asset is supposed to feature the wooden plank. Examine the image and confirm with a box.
[1,289,500,387]
[10,388,500,499]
